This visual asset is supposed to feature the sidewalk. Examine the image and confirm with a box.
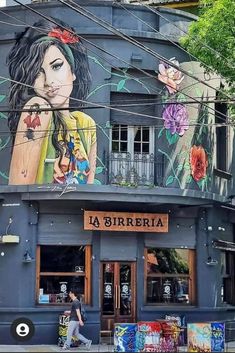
[0,343,235,352]
[0,345,112,352]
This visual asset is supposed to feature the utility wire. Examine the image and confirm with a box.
[58,0,231,101]
[115,1,234,79]
[0,98,233,113]
[5,0,231,124]
[2,7,164,98]
[140,1,235,70]
[54,0,231,124]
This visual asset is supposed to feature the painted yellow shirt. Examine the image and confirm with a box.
[36,111,96,184]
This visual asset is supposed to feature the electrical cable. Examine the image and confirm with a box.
[1,7,165,98]
[57,0,232,101]
[115,0,235,78]
[138,1,235,70]
[11,0,231,125]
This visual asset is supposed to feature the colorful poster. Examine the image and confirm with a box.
[187,322,224,352]
[114,323,137,352]
[136,321,161,352]
[187,323,211,352]
[211,322,225,352]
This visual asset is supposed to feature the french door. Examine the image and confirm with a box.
[101,262,136,331]
[110,125,155,185]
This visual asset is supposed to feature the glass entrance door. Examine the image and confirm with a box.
[101,262,136,331]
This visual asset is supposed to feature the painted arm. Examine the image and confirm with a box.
[87,141,97,184]
[8,97,52,185]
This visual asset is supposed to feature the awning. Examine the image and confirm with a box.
[212,239,235,252]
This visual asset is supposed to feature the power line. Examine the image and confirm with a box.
[115,0,234,78]
[55,0,231,123]
[1,7,164,98]
[138,1,235,70]
[5,0,231,124]
[58,0,231,100]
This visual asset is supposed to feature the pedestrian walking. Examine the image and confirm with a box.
[62,289,92,351]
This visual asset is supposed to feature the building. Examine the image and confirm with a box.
[0,0,234,345]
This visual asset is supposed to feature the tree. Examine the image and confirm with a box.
[180,0,235,106]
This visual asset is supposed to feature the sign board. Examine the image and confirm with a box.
[84,211,168,232]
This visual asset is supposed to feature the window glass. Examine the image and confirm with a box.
[40,246,85,272]
[37,245,91,305]
[146,248,193,305]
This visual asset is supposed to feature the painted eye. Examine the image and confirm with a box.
[52,61,63,71]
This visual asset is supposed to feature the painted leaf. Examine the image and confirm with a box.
[166,175,174,186]
[0,95,5,103]
[197,178,206,189]
[166,129,180,145]
[117,79,126,92]
[195,87,202,98]
[186,175,193,183]
[177,93,187,102]
[95,166,104,174]
[93,179,102,185]
[158,127,164,139]
[183,162,191,170]
[176,164,183,171]
[0,112,7,120]
[105,121,111,128]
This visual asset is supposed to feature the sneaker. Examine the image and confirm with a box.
[61,345,70,351]
[85,340,92,350]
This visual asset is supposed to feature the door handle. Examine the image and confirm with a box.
[118,285,121,309]
[115,285,118,309]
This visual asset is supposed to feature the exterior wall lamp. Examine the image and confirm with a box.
[0,217,20,244]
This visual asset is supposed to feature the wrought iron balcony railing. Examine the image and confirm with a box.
[106,152,165,187]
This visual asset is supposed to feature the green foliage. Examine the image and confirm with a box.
[149,249,189,274]
[180,0,235,99]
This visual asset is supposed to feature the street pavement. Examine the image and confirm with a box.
[0,343,235,352]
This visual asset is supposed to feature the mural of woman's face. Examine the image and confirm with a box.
[33,45,76,108]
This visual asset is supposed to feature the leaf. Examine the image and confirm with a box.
[183,162,191,170]
[186,175,193,183]
[0,95,6,103]
[166,175,174,186]
[176,164,183,171]
[197,178,206,190]
[166,129,180,145]
[95,166,104,174]
[158,127,164,139]
[117,79,126,92]
[105,121,111,128]
[177,93,187,102]
[195,88,202,98]
[0,112,7,120]
[93,178,102,185]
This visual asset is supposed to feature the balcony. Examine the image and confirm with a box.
[106,152,165,187]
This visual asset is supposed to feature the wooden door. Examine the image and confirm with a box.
[101,262,136,331]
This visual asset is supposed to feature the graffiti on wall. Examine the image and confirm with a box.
[0,17,213,190]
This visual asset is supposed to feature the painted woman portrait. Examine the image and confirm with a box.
[7,17,97,185]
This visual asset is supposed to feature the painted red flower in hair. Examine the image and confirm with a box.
[190,145,208,182]
[48,28,79,44]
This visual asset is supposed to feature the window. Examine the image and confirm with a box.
[145,248,196,305]
[215,91,228,171]
[221,252,235,305]
[111,125,153,155]
[36,245,91,305]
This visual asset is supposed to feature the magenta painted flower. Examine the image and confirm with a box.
[162,104,189,136]
[158,57,184,94]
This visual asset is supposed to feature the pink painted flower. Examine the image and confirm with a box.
[158,57,184,94]
[162,103,189,136]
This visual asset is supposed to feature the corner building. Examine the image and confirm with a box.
[0,0,234,344]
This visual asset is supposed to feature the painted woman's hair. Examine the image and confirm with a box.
[7,17,91,160]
